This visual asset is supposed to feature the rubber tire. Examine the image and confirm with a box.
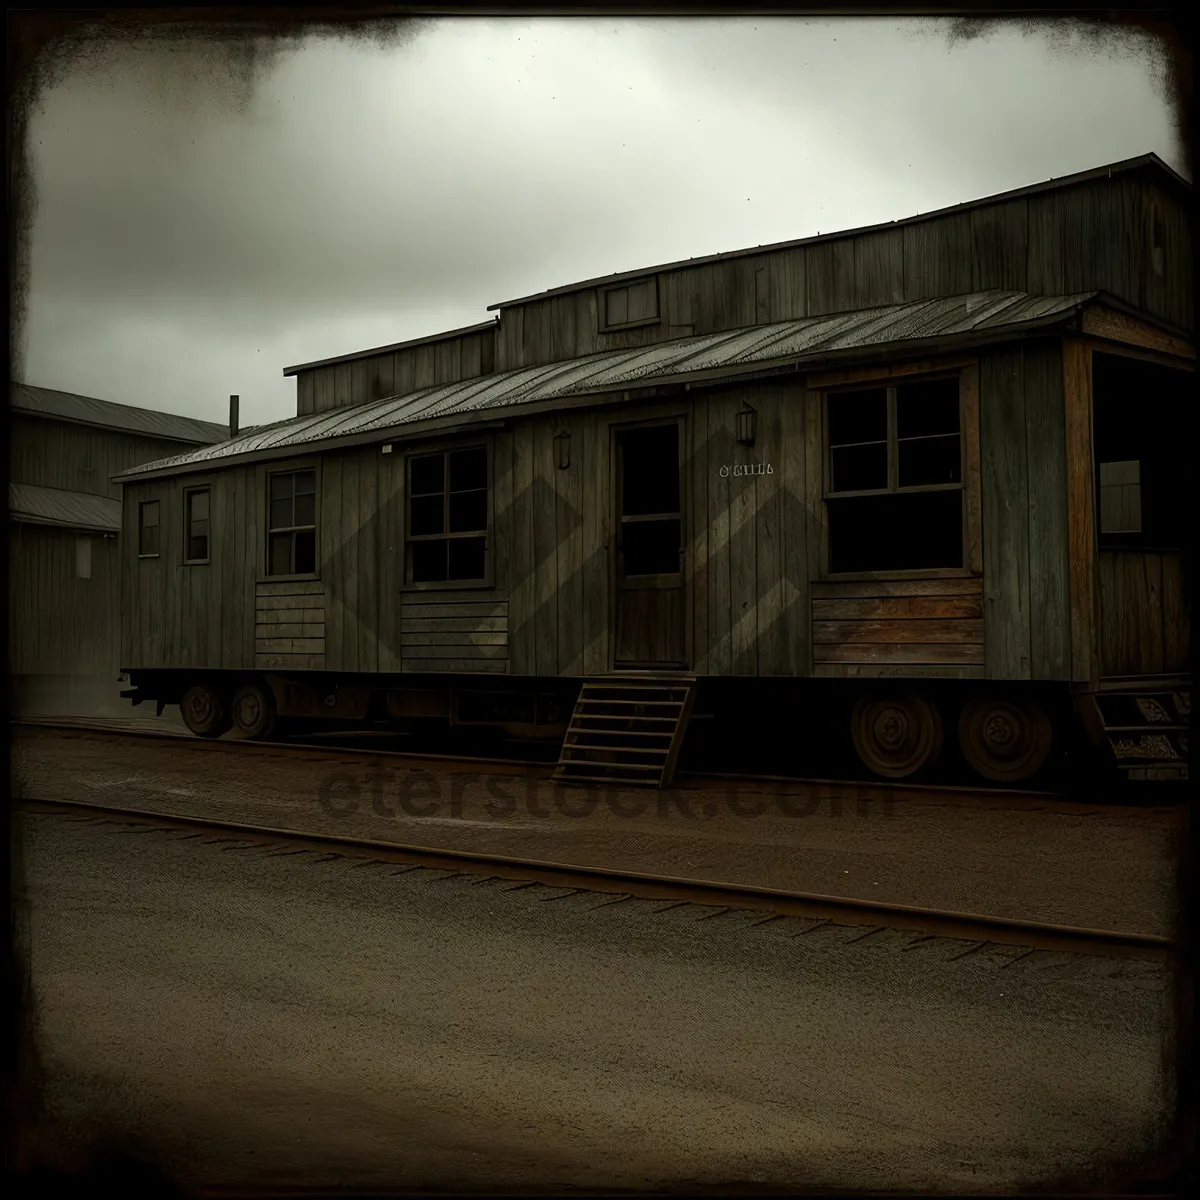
[180,682,233,739]
[850,690,944,780]
[958,693,1053,784]
[231,681,279,741]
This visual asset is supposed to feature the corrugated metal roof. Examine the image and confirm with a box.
[11,384,230,445]
[487,153,1190,312]
[117,290,1098,482]
[9,482,122,532]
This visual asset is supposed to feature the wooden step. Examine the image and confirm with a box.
[553,679,697,789]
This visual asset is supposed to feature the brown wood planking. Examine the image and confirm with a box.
[753,388,785,673]
[257,607,326,624]
[810,578,983,598]
[778,381,808,676]
[852,228,904,307]
[813,618,985,644]
[532,421,559,675]
[254,623,325,640]
[402,658,508,673]
[1161,553,1189,673]
[812,596,984,620]
[814,662,987,679]
[814,641,985,665]
[256,637,327,654]
[400,617,509,633]
[557,414,584,675]
[980,347,1031,679]
[1062,339,1097,683]
[255,654,326,670]
[359,448,380,674]
[805,238,854,315]
[1023,340,1070,679]
[1140,552,1164,675]
[400,632,509,647]
[509,422,534,673]
[581,413,607,674]
[256,580,326,597]
[707,396,732,674]
[970,199,1027,292]
[399,643,508,659]
[1026,192,1066,295]
[400,603,507,620]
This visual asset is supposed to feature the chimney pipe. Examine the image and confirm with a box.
[229,394,239,439]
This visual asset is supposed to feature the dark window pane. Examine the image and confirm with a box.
[449,489,487,533]
[448,536,486,581]
[189,491,209,522]
[828,492,962,572]
[187,534,208,561]
[623,518,681,576]
[448,447,487,492]
[269,533,292,575]
[270,473,294,503]
[140,525,159,556]
[293,492,315,528]
[294,470,316,496]
[828,389,887,446]
[411,539,448,583]
[896,379,960,438]
[410,494,444,537]
[270,496,293,530]
[410,454,444,496]
[294,530,316,574]
[831,443,888,492]
[898,434,961,487]
[620,426,680,516]
[606,288,628,326]
[627,278,658,322]
[142,501,159,528]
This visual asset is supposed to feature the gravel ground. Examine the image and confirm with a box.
[13,806,1177,1194]
[12,726,1182,936]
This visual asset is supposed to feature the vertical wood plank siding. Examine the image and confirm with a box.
[979,343,1072,680]
[487,175,1190,373]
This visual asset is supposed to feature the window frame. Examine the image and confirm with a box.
[137,499,161,560]
[183,485,212,566]
[401,439,495,592]
[813,361,982,581]
[258,459,321,582]
[598,276,662,334]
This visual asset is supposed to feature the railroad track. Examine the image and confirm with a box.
[17,795,1174,960]
[12,715,1178,815]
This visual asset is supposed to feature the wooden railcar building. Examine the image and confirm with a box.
[9,384,227,716]
[116,154,1193,784]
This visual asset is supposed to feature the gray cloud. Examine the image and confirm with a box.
[20,16,1183,428]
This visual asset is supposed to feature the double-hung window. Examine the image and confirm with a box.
[406,446,490,585]
[267,469,317,576]
[824,375,964,573]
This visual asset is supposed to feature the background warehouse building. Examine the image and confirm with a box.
[9,383,227,717]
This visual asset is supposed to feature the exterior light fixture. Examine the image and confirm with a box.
[736,402,758,448]
[554,429,571,470]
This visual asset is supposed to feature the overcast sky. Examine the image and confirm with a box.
[19,16,1184,429]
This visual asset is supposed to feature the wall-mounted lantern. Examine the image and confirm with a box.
[554,429,571,470]
[736,402,758,448]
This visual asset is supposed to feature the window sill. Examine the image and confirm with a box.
[821,567,979,582]
[400,579,495,593]
[137,554,160,560]
[184,559,210,567]
[259,572,322,584]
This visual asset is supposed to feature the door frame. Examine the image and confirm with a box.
[607,411,690,671]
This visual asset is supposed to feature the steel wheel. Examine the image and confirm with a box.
[180,682,232,739]
[231,681,279,741]
[851,691,944,780]
[958,693,1053,783]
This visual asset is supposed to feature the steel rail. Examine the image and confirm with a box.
[19,795,1175,960]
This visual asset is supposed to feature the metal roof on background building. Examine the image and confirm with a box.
[118,289,1102,482]
[11,384,230,445]
[9,482,123,532]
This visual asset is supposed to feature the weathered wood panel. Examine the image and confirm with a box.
[980,347,1031,679]
[904,213,973,300]
[852,228,905,308]
[254,578,326,671]
[970,199,1028,292]
[1099,551,1190,677]
[400,599,510,671]
[809,578,985,674]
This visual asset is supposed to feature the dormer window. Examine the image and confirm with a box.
[599,276,659,332]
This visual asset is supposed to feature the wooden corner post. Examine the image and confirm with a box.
[1062,338,1098,687]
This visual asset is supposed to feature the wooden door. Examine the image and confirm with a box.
[613,422,686,667]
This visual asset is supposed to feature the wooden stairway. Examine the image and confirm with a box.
[553,676,697,788]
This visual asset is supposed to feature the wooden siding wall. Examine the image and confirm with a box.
[255,581,326,669]
[10,525,119,674]
[9,415,202,499]
[811,580,985,676]
[296,326,497,416]
[495,177,1192,372]
[979,341,1072,680]
[125,360,1088,685]
[1098,551,1190,676]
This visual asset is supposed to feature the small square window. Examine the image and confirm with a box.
[600,277,659,332]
